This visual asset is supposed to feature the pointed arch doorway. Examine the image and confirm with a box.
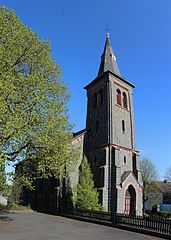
[124,185,136,215]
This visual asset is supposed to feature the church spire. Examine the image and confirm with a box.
[98,33,121,77]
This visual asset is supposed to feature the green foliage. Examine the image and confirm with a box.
[141,158,160,212]
[157,211,171,220]
[0,204,8,212]
[7,174,31,206]
[0,6,78,186]
[148,210,171,220]
[145,182,162,207]
[0,161,6,193]
[0,203,32,212]
[76,156,102,211]
[8,203,32,211]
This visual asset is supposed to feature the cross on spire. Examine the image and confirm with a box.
[104,26,110,37]
[106,32,110,38]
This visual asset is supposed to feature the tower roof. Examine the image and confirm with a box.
[98,33,121,77]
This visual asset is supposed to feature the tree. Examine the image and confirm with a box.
[0,6,78,187]
[0,161,6,193]
[76,156,102,211]
[141,158,160,212]
[165,166,171,181]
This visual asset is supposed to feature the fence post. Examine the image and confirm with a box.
[111,211,116,225]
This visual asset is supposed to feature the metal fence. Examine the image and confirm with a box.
[63,208,171,236]
[115,213,171,235]
[63,208,112,222]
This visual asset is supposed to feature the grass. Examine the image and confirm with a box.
[148,211,171,220]
[0,203,33,212]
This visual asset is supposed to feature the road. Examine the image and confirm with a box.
[0,212,164,240]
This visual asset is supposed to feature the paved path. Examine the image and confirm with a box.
[0,212,164,240]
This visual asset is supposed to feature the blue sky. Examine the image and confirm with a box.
[2,0,171,179]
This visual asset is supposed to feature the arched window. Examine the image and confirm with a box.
[116,89,122,106]
[93,93,97,108]
[123,92,128,109]
[122,120,125,133]
[98,89,103,106]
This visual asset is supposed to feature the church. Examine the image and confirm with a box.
[70,33,143,216]
[21,34,143,216]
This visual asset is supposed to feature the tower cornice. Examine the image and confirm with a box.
[84,143,139,155]
[84,70,135,90]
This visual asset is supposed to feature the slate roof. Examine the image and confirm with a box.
[121,171,131,183]
[157,181,171,204]
[98,33,121,77]
[73,129,86,139]
[157,181,171,193]
[84,34,135,90]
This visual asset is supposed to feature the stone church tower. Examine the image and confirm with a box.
[84,34,143,215]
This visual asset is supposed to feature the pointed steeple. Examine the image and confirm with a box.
[98,33,121,77]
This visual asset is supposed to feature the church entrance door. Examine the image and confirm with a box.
[124,185,136,215]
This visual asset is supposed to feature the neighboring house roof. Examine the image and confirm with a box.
[157,181,171,193]
[73,129,86,139]
[157,181,171,204]
[72,129,86,145]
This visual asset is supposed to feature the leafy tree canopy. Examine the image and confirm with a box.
[141,158,159,184]
[0,6,78,187]
[76,156,102,211]
[165,166,171,181]
[141,158,160,211]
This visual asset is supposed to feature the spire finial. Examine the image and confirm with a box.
[104,26,110,38]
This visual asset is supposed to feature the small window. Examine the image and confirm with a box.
[116,89,122,106]
[96,121,99,134]
[123,92,128,109]
[122,120,125,133]
[124,156,127,165]
[98,89,103,106]
[93,93,97,108]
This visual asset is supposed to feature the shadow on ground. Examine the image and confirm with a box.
[0,212,13,222]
